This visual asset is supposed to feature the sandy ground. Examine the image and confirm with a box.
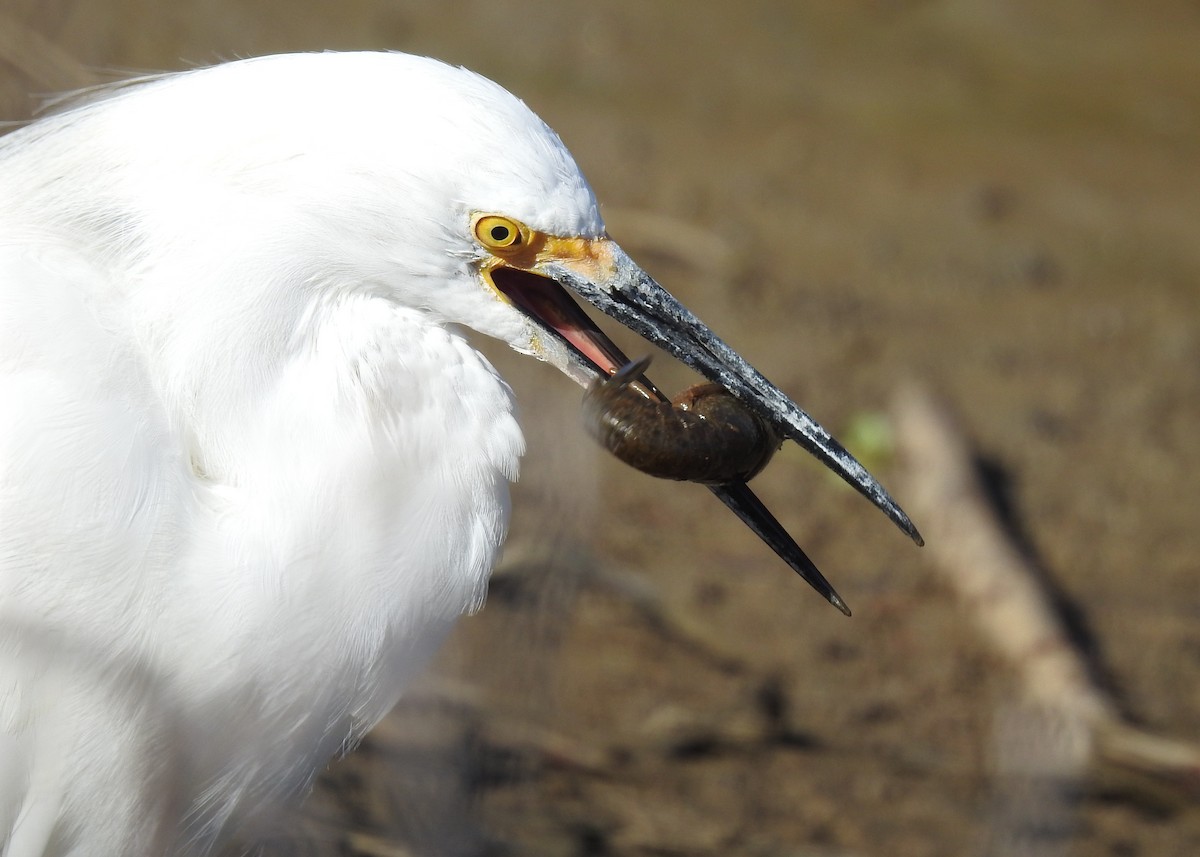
[3,2,1199,855]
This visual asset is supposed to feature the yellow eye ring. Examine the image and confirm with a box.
[474,214,526,252]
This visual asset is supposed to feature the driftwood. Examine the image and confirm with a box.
[892,382,1200,804]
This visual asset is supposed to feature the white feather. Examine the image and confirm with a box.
[0,52,601,855]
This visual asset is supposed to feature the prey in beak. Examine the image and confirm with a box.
[474,213,923,616]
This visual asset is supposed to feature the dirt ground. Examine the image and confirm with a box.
[3,2,1198,855]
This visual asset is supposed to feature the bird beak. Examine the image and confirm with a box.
[487,235,922,614]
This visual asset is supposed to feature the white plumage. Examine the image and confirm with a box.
[0,50,920,857]
[0,52,596,855]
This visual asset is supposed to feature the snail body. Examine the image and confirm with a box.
[583,358,781,485]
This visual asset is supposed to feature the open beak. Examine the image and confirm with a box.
[486,235,922,615]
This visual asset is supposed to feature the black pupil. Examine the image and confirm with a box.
[490,225,511,243]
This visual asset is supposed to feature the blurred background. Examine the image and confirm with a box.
[3,1,1198,855]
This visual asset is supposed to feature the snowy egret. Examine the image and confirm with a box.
[0,51,920,855]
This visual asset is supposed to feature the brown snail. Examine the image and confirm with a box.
[583,357,782,485]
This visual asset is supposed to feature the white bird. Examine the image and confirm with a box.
[0,52,920,856]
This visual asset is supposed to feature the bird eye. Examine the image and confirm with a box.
[474,215,525,252]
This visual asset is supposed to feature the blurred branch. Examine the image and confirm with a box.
[892,381,1200,804]
[0,12,96,91]
[495,541,748,674]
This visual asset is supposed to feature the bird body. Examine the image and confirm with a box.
[0,53,562,855]
[0,51,919,856]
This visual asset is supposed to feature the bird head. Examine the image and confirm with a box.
[214,52,923,609]
[359,54,924,610]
